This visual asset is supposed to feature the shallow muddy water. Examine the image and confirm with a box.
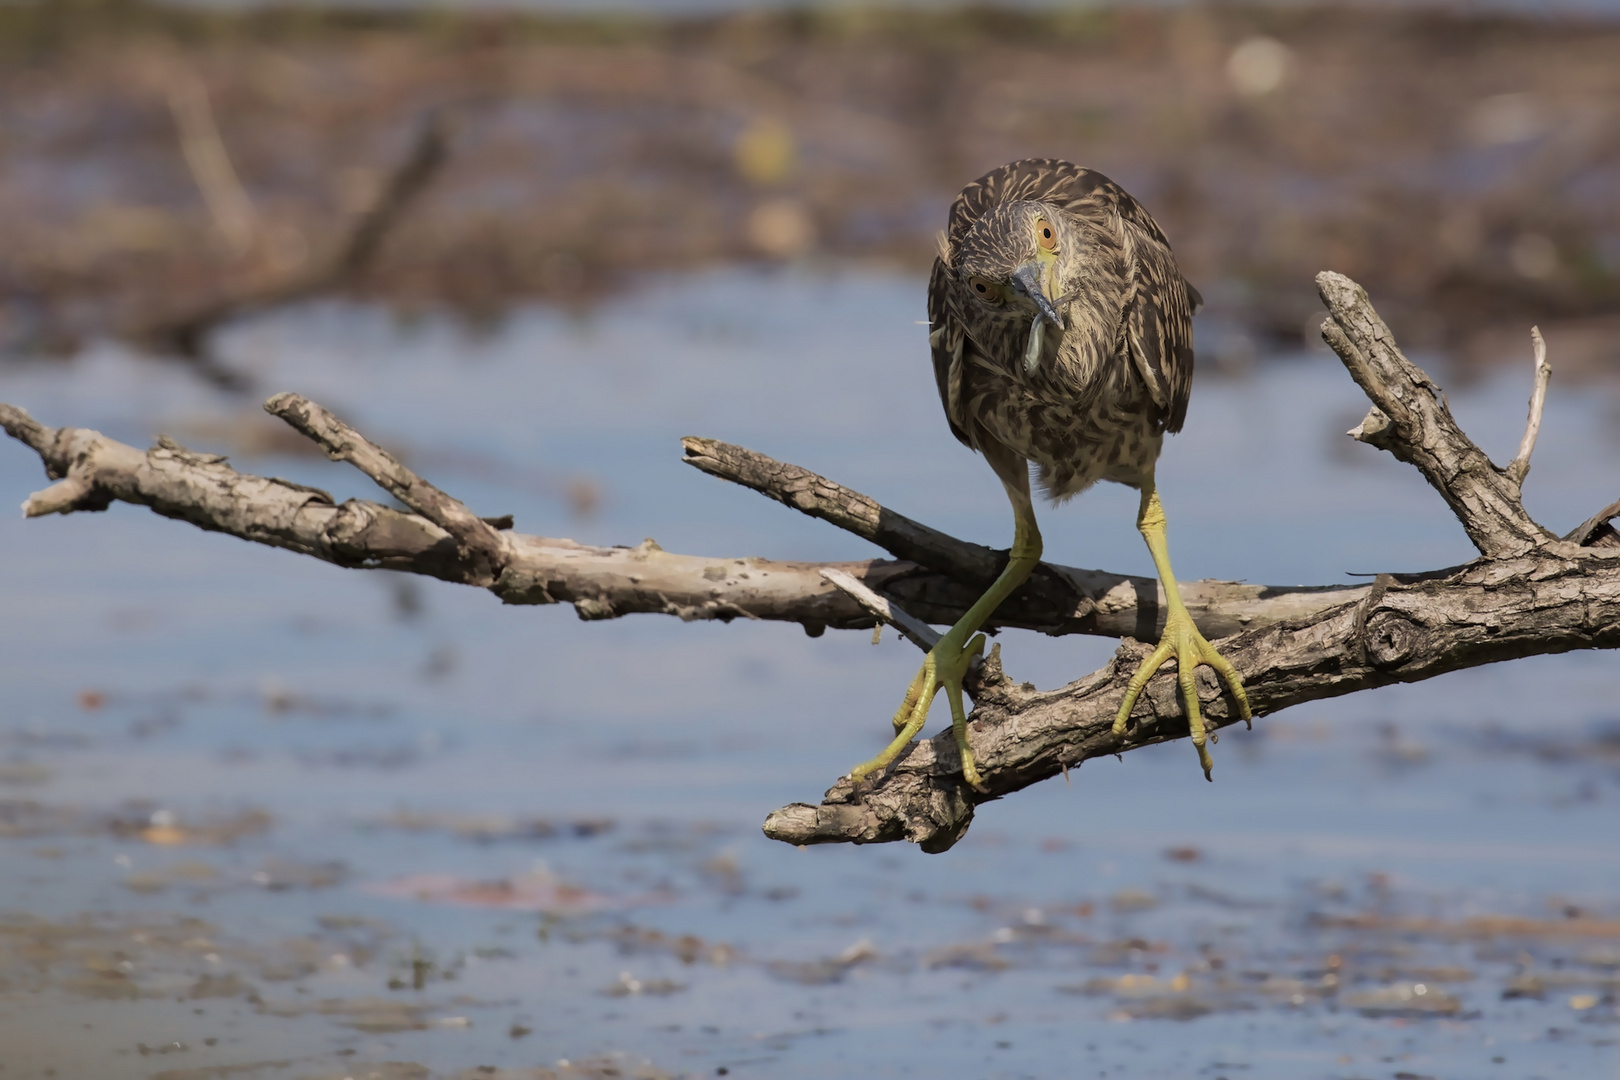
[2,267,1619,1078]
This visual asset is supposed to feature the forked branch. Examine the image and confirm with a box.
[1319,272,1557,558]
[760,276,1619,849]
[4,274,1618,851]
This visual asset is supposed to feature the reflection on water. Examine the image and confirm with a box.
[1,267,1619,1078]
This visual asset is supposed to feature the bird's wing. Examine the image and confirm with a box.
[927,256,972,448]
[1028,161,1195,436]
[1116,201,1196,435]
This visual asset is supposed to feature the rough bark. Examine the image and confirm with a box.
[763,550,1620,850]
[5,273,1619,852]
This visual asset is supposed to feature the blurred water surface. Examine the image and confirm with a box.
[1,267,1619,1078]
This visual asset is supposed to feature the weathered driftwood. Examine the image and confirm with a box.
[0,409,1356,642]
[4,272,1619,852]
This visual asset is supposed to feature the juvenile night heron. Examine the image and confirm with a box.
[851,158,1251,788]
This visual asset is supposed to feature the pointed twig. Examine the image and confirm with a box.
[1506,326,1550,486]
[819,568,941,652]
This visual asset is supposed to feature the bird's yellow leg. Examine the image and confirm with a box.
[850,505,1043,791]
[1112,479,1251,780]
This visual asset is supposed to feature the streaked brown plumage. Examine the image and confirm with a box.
[848,158,1248,790]
[928,157,1199,500]
[933,155,1198,498]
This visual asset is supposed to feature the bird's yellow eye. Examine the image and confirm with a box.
[1036,218,1057,252]
[969,276,1001,303]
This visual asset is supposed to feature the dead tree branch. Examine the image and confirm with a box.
[759,273,1620,850]
[763,547,1620,850]
[1320,272,1557,558]
[0,401,1356,640]
[682,437,1004,583]
[6,273,1619,851]
[680,437,1356,637]
[263,392,507,586]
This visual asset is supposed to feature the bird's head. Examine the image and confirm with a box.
[954,200,1068,333]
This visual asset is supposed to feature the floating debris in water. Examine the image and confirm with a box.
[365,871,663,915]
[602,971,685,998]
[768,938,878,986]
[1341,982,1463,1017]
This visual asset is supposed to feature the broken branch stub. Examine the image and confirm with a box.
[263,393,506,585]
[681,436,1005,584]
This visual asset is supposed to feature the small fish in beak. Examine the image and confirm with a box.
[1011,261,1063,374]
[1010,262,1065,330]
[1023,318,1044,375]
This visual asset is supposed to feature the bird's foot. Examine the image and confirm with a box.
[850,631,988,790]
[1111,609,1250,780]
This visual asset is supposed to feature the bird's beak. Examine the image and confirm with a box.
[1010,262,1064,330]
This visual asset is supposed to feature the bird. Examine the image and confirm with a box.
[849,158,1251,789]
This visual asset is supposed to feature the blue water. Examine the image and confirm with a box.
[1,267,1618,1078]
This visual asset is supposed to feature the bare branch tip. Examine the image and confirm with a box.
[263,392,299,415]
[819,567,941,652]
[23,475,101,518]
[1315,270,1366,311]
[1507,326,1553,487]
[0,402,55,457]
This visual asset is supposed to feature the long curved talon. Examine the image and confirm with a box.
[1111,612,1251,781]
[850,633,988,790]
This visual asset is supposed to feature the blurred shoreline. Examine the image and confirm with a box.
[2,0,1618,376]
